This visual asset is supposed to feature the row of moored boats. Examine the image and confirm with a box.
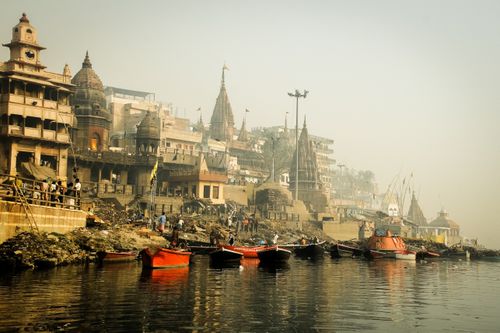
[97,230,441,269]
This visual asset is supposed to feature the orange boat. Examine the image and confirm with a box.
[140,247,192,269]
[365,230,416,260]
[221,245,267,258]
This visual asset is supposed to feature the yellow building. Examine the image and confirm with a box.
[168,153,227,204]
[0,13,74,180]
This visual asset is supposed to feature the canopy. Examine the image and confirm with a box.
[20,162,57,181]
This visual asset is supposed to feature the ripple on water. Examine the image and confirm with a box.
[1,258,500,331]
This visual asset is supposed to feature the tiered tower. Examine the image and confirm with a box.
[209,65,234,142]
[71,52,111,152]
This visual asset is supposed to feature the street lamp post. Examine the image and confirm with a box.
[287,89,308,201]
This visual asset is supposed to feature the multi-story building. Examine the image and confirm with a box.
[0,13,74,180]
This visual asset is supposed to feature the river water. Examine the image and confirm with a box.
[0,255,499,332]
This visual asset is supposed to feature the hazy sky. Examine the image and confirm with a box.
[2,1,499,248]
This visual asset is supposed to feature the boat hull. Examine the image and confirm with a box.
[140,248,192,269]
[366,249,416,260]
[209,247,243,264]
[257,246,291,264]
[96,251,137,263]
[294,242,325,258]
[222,245,266,258]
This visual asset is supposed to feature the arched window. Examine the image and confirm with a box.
[90,133,100,151]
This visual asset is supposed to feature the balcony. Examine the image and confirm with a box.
[24,127,42,138]
[56,133,70,143]
[58,105,71,113]
[44,100,57,109]
[7,125,22,135]
[42,129,56,140]
[25,96,43,107]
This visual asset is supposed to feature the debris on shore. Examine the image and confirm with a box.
[1,200,498,271]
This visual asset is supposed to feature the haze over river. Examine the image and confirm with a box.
[0,256,499,332]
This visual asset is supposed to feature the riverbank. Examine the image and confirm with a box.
[1,201,498,271]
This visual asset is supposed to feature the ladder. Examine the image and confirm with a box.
[13,183,39,233]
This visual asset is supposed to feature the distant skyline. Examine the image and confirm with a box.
[1,1,499,248]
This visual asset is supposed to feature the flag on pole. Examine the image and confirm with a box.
[150,160,158,185]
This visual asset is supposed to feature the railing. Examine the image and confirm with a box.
[0,174,82,210]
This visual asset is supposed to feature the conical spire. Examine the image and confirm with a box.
[222,63,229,86]
[194,112,205,133]
[237,117,248,141]
[209,64,235,142]
[290,119,320,191]
[82,51,92,69]
[407,191,427,226]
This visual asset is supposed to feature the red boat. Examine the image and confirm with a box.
[96,251,137,263]
[365,230,416,260]
[221,245,267,258]
[140,247,192,269]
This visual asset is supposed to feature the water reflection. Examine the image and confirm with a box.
[0,256,499,331]
[140,266,190,286]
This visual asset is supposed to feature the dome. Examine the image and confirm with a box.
[71,52,104,91]
[71,52,108,114]
[137,112,160,140]
[429,210,460,229]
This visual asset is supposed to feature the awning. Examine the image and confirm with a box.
[20,162,57,181]
[9,74,55,87]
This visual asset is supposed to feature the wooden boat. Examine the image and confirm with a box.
[257,246,292,264]
[209,247,243,264]
[221,245,267,258]
[294,241,325,259]
[96,251,137,263]
[140,247,192,269]
[364,230,416,260]
[187,245,218,255]
[330,243,364,258]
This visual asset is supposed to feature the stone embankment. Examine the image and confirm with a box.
[0,201,327,271]
[1,200,498,271]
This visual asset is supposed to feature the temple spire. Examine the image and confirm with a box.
[222,63,229,86]
[83,51,92,68]
[209,63,235,142]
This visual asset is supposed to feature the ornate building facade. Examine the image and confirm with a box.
[289,119,329,213]
[71,52,111,152]
[0,13,74,180]
[209,65,234,142]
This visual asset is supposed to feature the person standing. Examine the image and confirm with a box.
[158,212,167,233]
[177,215,184,230]
[57,180,64,207]
[41,179,49,205]
[272,233,279,245]
[66,182,74,209]
[228,231,235,246]
[74,178,81,208]
[171,226,180,247]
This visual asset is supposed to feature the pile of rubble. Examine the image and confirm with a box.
[0,232,87,270]
[0,225,167,271]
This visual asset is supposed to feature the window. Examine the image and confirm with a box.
[203,185,210,199]
[212,186,219,199]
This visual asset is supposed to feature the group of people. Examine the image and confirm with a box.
[5,175,81,209]
[155,212,184,234]
[222,210,259,234]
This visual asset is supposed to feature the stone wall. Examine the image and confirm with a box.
[0,201,87,243]
[322,220,361,241]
